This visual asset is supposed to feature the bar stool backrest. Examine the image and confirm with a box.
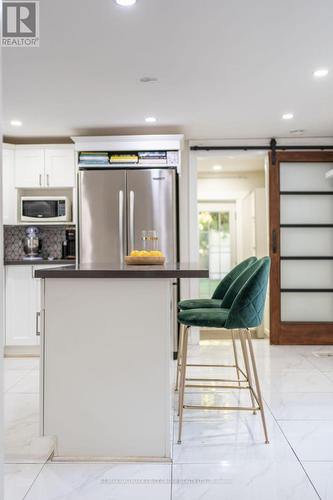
[225,256,271,329]
[212,256,257,300]
[220,258,260,309]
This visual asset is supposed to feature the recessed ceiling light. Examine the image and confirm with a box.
[115,0,136,6]
[145,116,156,123]
[313,68,328,78]
[10,119,22,127]
[212,165,223,171]
[282,113,294,120]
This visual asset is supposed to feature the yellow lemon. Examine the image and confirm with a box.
[130,250,140,256]
[138,250,150,256]
[150,250,163,256]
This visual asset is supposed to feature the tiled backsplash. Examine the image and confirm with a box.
[4,225,76,260]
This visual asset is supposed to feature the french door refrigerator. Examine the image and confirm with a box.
[78,167,178,352]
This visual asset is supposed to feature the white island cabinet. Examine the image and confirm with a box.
[5,263,74,349]
[36,263,207,460]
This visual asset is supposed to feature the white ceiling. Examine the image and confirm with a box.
[3,0,333,141]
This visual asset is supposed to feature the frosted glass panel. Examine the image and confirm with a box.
[280,195,333,224]
[281,292,333,321]
[280,162,333,191]
[281,260,333,288]
[281,228,333,256]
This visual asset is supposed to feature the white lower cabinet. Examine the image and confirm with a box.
[5,264,66,346]
[5,266,39,346]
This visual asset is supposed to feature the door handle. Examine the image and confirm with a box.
[119,190,124,262]
[36,312,41,336]
[46,174,50,186]
[39,174,42,186]
[129,190,135,252]
[272,229,277,254]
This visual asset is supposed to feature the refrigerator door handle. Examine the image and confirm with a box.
[129,190,135,252]
[119,190,124,262]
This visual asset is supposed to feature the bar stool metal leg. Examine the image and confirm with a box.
[231,329,241,388]
[239,329,257,414]
[245,328,269,444]
[177,325,189,444]
[175,324,185,392]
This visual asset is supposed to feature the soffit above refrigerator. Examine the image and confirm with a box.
[71,134,184,153]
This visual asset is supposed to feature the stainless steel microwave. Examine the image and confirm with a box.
[20,196,72,222]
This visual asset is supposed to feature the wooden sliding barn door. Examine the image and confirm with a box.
[269,151,333,344]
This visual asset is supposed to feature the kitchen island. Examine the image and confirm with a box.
[35,263,208,461]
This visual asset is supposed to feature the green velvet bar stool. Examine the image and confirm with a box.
[177,257,270,444]
[176,257,257,391]
[178,256,257,311]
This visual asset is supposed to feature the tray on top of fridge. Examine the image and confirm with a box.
[109,153,138,164]
[79,151,109,165]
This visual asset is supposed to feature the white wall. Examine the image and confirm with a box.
[198,171,265,201]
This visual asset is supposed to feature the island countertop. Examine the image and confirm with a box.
[34,262,208,279]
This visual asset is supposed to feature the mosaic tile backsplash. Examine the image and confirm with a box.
[4,225,76,260]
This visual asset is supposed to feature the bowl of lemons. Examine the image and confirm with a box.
[125,250,165,265]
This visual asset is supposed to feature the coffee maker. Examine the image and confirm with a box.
[62,229,76,260]
[23,226,42,260]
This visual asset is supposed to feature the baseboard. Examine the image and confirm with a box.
[4,345,40,357]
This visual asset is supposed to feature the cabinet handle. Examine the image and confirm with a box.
[129,190,135,252]
[119,190,124,262]
[39,174,42,186]
[36,312,41,336]
[272,229,277,254]
[46,174,50,186]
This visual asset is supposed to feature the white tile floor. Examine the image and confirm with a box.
[4,339,333,499]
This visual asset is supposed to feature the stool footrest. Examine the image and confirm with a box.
[187,363,237,368]
[183,404,260,412]
[185,383,251,390]
[185,364,248,380]
[186,377,248,383]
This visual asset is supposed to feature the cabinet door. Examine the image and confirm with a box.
[15,148,44,188]
[45,149,75,187]
[2,148,16,224]
[5,266,38,346]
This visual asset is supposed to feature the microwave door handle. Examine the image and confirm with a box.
[129,190,135,252]
[119,190,124,262]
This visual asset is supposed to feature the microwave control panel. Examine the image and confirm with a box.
[58,200,66,216]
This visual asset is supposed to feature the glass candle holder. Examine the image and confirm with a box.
[141,230,159,251]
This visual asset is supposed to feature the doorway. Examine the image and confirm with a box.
[198,202,237,299]
[190,150,269,339]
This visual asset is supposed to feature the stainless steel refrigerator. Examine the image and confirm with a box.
[78,167,178,351]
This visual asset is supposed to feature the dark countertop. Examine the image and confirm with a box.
[34,263,209,279]
[4,259,76,266]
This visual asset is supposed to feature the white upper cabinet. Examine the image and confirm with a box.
[45,149,75,187]
[3,146,16,224]
[15,148,44,188]
[14,146,75,188]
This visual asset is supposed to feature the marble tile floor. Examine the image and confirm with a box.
[4,339,333,499]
